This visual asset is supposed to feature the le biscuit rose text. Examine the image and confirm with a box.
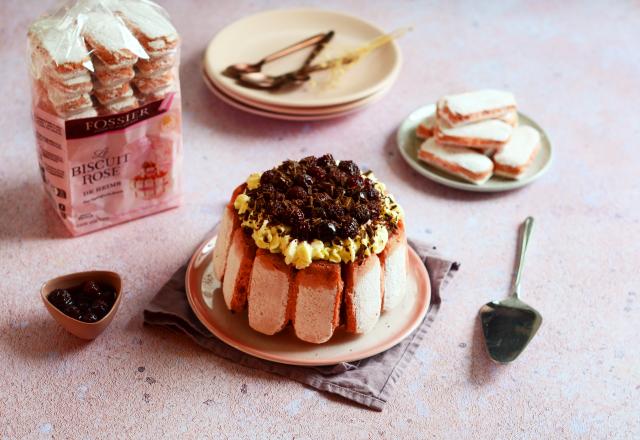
[72,154,130,185]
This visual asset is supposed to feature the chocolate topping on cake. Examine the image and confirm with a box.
[242,155,390,242]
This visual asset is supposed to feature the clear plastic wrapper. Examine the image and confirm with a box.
[28,0,182,235]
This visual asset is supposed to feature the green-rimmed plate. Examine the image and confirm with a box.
[396,104,553,192]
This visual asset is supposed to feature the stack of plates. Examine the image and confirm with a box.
[203,9,402,121]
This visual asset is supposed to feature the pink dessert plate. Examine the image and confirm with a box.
[204,8,401,108]
[185,233,431,366]
[204,69,392,115]
[203,72,385,121]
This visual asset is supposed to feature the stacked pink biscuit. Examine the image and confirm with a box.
[83,10,146,114]
[115,1,179,104]
[28,19,97,120]
[28,3,179,120]
[416,90,542,184]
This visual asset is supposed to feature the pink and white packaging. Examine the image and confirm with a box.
[27,0,182,236]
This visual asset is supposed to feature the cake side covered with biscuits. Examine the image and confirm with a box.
[212,155,408,343]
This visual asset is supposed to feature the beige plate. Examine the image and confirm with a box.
[41,271,122,340]
[204,69,391,115]
[203,72,387,121]
[204,8,401,108]
[397,104,553,192]
[185,234,431,366]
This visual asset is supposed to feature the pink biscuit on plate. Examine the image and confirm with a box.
[437,89,517,127]
[434,118,513,152]
[416,115,436,139]
[492,125,541,179]
[418,137,494,185]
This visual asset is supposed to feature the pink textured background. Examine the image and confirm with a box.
[1,0,639,438]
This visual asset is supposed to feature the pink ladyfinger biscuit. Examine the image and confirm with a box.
[115,2,179,55]
[437,90,517,127]
[82,11,145,68]
[434,119,513,152]
[418,138,494,185]
[93,82,134,105]
[492,126,541,179]
[248,250,295,335]
[92,58,136,87]
[28,18,92,80]
[94,66,136,87]
[136,53,176,76]
[65,107,99,120]
[28,17,95,113]
[52,94,94,116]
[416,115,436,139]
[133,71,174,95]
[101,96,139,115]
[44,70,93,96]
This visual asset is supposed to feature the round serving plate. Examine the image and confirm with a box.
[203,72,385,121]
[204,8,401,108]
[206,69,393,116]
[185,234,431,366]
[396,104,553,192]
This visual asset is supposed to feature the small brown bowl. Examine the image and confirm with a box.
[41,271,123,340]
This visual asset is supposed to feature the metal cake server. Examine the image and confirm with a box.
[479,216,542,363]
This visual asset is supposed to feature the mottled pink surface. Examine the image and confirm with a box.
[1,0,639,438]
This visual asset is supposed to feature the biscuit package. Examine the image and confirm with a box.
[27,0,182,236]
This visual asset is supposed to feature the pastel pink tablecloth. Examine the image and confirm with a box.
[1,0,638,438]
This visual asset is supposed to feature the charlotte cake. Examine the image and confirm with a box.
[212,155,408,343]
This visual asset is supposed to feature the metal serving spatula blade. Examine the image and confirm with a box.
[479,217,542,364]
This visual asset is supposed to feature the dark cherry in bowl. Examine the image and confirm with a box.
[41,271,122,340]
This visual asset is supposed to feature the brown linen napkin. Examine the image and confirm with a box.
[143,238,458,411]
